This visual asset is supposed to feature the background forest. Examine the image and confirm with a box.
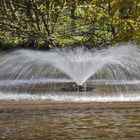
[0,0,140,51]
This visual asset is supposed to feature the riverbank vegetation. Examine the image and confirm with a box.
[0,0,140,50]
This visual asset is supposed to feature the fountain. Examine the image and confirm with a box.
[0,43,140,102]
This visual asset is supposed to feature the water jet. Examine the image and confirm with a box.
[0,44,140,102]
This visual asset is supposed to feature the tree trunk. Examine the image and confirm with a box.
[70,0,76,33]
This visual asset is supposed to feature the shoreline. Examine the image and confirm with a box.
[0,100,140,110]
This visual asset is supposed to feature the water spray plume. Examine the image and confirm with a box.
[0,43,140,101]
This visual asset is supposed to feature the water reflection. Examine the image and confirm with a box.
[0,108,140,139]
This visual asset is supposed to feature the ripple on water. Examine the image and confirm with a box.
[0,108,140,139]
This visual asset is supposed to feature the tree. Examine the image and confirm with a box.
[0,0,139,50]
[0,0,66,49]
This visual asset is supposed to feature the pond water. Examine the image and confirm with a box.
[0,108,140,139]
[0,45,140,139]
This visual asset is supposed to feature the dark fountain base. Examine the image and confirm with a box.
[62,85,95,92]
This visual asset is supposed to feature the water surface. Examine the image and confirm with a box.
[0,108,140,139]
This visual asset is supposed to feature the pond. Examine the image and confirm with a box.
[0,44,140,139]
[0,107,140,139]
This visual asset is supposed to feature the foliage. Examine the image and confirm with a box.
[0,0,139,50]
